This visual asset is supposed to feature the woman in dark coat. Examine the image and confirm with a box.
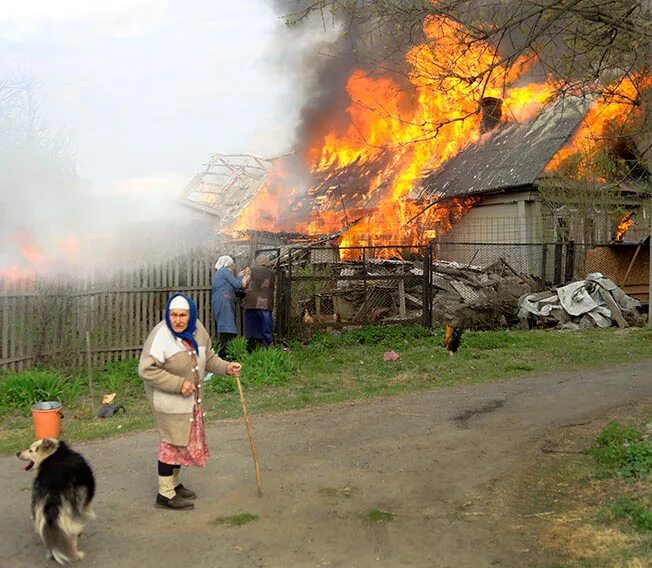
[211,256,249,358]
[244,254,276,352]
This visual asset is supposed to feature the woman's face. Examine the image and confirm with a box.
[169,309,190,333]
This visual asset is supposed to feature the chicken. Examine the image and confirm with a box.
[302,308,315,326]
[302,309,340,324]
[329,312,342,324]
[369,307,391,322]
[444,323,463,356]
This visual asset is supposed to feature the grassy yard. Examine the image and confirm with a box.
[1,325,651,455]
[515,402,652,567]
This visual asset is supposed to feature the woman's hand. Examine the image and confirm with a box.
[226,362,242,377]
[180,380,196,397]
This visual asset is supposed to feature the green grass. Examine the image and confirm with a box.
[365,508,396,523]
[1,325,651,454]
[590,420,652,480]
[212,513,259,526]
[598,495,652,533]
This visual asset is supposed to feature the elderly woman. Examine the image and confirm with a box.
[211,255,249,358]
[244,254,276,352]
[139,293,242,510]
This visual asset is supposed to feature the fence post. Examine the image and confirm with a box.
[422,245,432,328]
[648,198,652,327]
[540,243,548,286]
[553,242,563,284]
[362,248,368,325]
[287,248,293,338]
[564,240,575,283]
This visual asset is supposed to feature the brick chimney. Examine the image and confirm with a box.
[479,96,503,133]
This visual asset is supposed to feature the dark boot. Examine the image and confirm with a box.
[174,484,197,500]
[156,475,194,510]
[172,468,197,499]
[155,493,195,510]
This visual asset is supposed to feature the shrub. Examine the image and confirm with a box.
[94,359,140,394]
[0,370,80,416]
[245,347,294,386]
[206,340,295,394]
[226,337,249,362]
[590,420,652,479]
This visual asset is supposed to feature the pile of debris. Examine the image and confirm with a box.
[518,272,645,329]
[428,258,541,329]
[294,255,542,330]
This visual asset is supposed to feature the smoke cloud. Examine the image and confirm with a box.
[0,79,213,278]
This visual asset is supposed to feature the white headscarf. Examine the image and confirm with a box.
[215,255,235,271]
[168,296,190,310]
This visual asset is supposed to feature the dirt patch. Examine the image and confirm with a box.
[0,360,650,567]
[453,399,506,425]
[500,399,652,567]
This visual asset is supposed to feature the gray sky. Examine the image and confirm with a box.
[0,0,298,198]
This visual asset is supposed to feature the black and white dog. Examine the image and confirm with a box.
[17,438,95,565]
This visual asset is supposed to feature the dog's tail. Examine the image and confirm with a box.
[35,501,85,565]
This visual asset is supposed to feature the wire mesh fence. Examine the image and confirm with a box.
[280,240,648,339]
[281,245,432,341]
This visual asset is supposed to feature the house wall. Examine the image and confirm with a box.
[435,190,554,276]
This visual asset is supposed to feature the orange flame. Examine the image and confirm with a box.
[615,212,635,240]
[1,233,84,281]
[547,74,652,175]
[231,15,556,251]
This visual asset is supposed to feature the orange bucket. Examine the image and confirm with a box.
[31,401,64,439]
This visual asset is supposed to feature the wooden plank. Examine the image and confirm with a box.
[1,279,8,363]
[120,269,127,360]
[398,280,407,319]
[622,285,650,294]
[621,244,642,287]
[127,267,135,358]
[135,265,142,354]
[9,278,17,370]
[404,292,423,307]
[599,288,628,328]
[146,264,153,342]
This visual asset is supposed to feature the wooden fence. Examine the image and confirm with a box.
[0,256,217,372]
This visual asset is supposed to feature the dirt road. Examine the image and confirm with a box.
[1,360,651,568]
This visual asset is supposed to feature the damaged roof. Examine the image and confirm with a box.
[181,153,273,227]
[413,96,591,202]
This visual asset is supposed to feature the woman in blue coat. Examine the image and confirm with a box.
[211,256,249,358]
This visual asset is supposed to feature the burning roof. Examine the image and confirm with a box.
[413,96,590,201]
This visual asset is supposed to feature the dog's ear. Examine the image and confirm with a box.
[40,438,57,451]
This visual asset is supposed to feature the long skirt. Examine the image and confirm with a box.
[244,309,273,346]
[157,404,210,467]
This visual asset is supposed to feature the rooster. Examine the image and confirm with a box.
[444,323,463,356]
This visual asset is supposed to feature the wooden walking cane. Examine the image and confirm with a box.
[234,375,262,497]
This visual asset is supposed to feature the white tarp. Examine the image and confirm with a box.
[518,272,641,329]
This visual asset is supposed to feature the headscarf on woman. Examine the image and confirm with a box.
[164,293,198,352]
[214,256,235,271]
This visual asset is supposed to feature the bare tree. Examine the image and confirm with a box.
[284,1,651,89]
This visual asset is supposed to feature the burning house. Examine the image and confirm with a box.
[181,15,651,303]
